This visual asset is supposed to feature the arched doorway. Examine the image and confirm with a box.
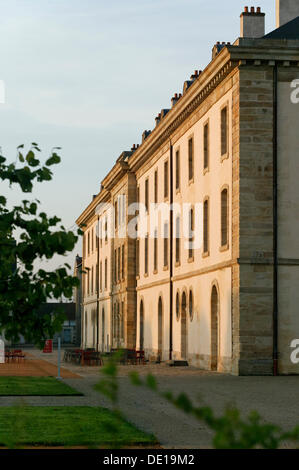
[140,300,144,350]
[158,297,163,360]
[211,284,219,371]
[102,308,105,352]
[181,291,187,359]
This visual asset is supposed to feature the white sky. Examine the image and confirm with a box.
[0,0,276,272]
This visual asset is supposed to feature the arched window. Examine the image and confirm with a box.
[158,297,163,358]
[181,292,187,360]
[211,284,219,371]
[85,311,88,345]
[140,300,144,350]
[189,290,193,321]
[176,292,180,321]
[102,308,105,350]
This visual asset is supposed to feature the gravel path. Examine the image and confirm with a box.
[1,349,299,448]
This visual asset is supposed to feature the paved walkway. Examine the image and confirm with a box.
[1,349,299,448]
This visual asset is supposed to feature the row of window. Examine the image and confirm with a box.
[85,242,126,295]
[141,105,229,205]
[85,258,108,295]
[136,187,229,277]
[113,244,125,283]
[112,301,125,341]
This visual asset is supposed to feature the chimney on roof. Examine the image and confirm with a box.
[240,6,265,38]
[142,130,151,143]
[276,0,299,28]
[171,93,182,107]
[160,109,170,119]
[155,113,161,126]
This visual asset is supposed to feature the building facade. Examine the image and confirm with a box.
[77,2,299,375]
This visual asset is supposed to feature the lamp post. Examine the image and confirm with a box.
[56,336,61,380]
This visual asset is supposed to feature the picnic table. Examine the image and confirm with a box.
[63,349,103,366]
[111,348,146,365]
[5,349,26,363]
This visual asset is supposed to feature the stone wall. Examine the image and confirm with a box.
[232,65,274,375]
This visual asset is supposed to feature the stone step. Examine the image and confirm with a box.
[166,360,189,367]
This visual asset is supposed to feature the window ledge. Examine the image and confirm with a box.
[219,244,229,252]
[188,178,194,186]
[175,261,181,267]
[163,265,169,271]
[188,256,194,263]
[203,167,209,175]
[202,251,210,259]
[221,152,229,163]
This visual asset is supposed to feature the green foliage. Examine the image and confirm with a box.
[0,144,81,346]
[94,351,123,409]
[96,356,299,449]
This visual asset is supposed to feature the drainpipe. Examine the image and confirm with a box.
[96,216,100,352]
[169,142,174,360]
[273,64,278,376]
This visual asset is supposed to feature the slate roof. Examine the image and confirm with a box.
[264,16,299,40]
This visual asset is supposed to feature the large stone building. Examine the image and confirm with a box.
[76,1,299,375]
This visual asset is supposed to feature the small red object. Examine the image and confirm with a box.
[43,339,53,353]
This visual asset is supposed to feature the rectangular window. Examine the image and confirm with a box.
[175,150,180,191]
[114,201,118,230]
[88,232,90,255]
[204,122,209,170]
[121,244,125,279]
[145,178,149,213]
[189,208,194,260]
[154,229,158,272]
[203,199,209,255]
[92,228,94,253]
[188,138,194,181]
[100,261,102,291]
[122,195,126,224]
[105,217,108,242]
[164,160,169,199]
[99,220,102,247]
[221,106,228,156]
[105,258,107,289]
[145,235,149,275]
[154,170,158,204]
[118,246,121,281]
[164,223,168,268]
[118,196,121,227]
[114,249,117,283]
[136,239,140,277]
[95,263,98,294]
[221,188,229,247]
[136,186,140,222]
[175,217,180,264]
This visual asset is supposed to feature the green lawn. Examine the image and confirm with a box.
[0,406,157,447]
[0,377,83,396]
